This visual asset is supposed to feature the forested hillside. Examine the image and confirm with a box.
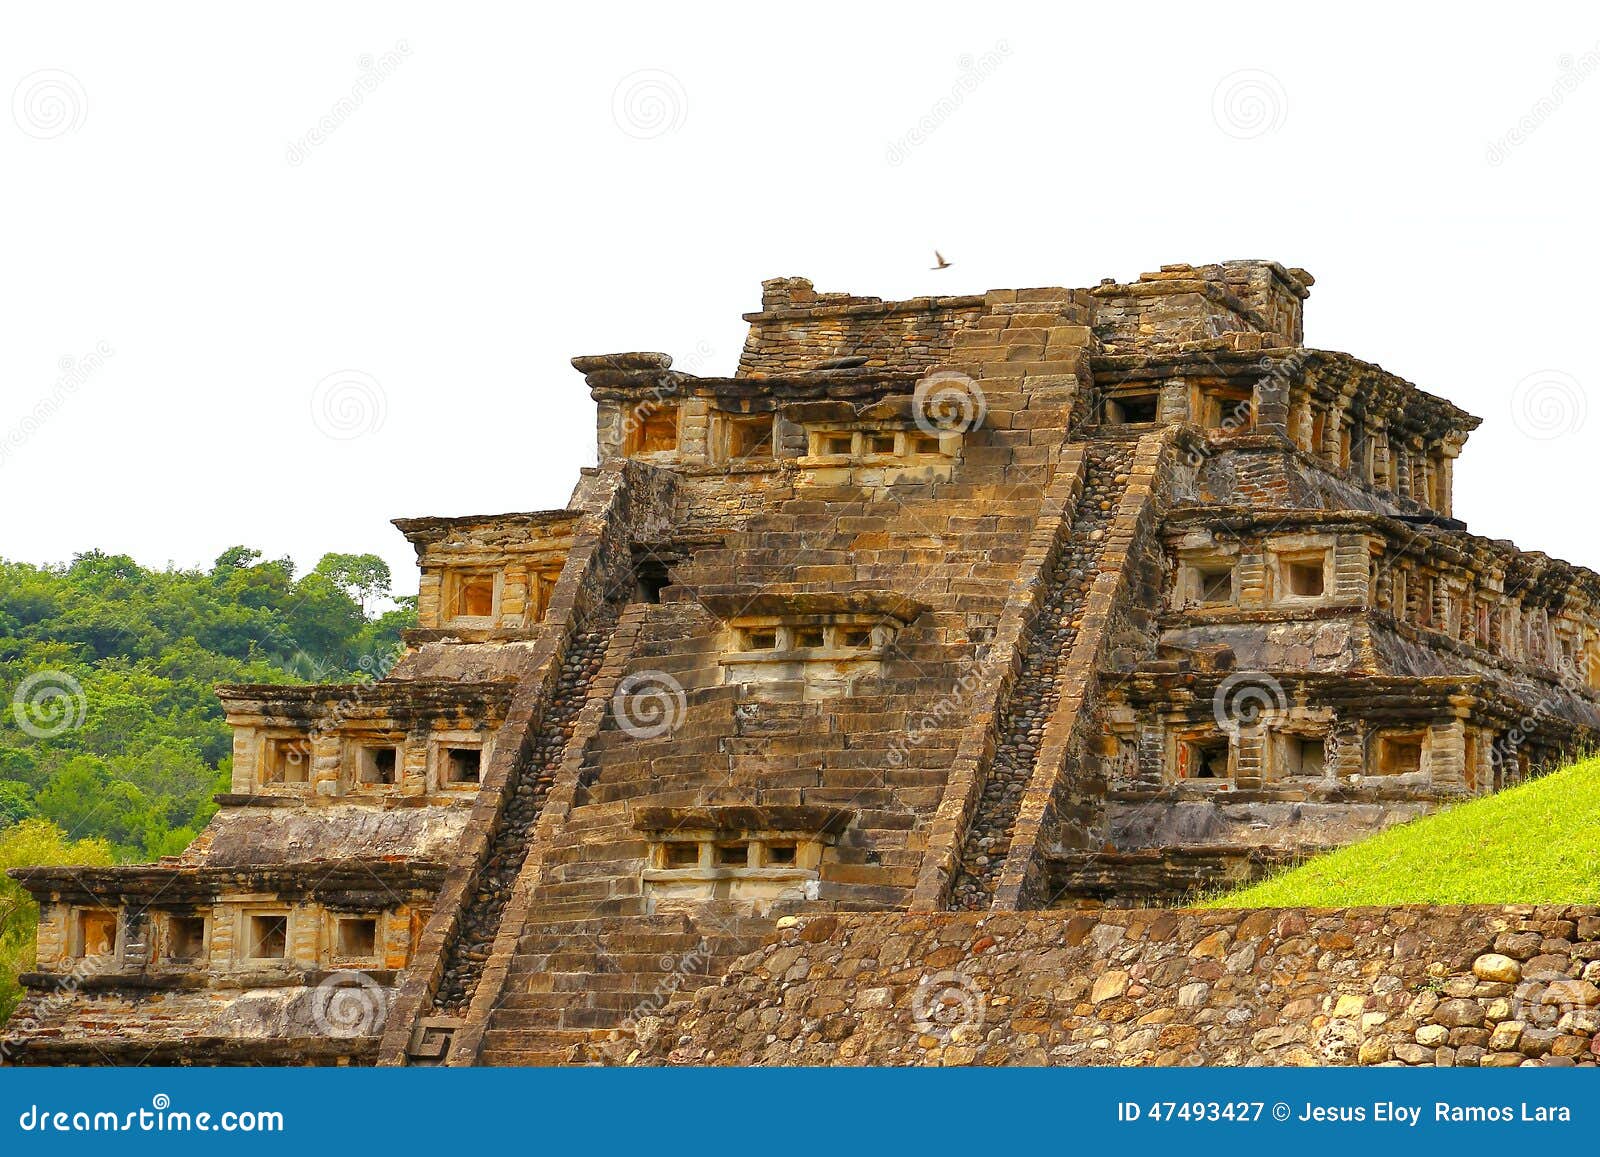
[0,548,414,860]
[0,547,415,1019]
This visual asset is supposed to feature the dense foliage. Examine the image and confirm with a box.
[0,548,414,1021]
[0,820,113,1023]
[0,548,414,861]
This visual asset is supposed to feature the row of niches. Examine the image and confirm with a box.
[642,833,829,916]
[1098,380,1460,515]
[1170,533,1600,690]
[1172,727,1421,787]
[41,902,406,974]
[241,730,489,797]
[1173,540,1343,610]
[614,401,960,469]
[1383,563,1600,687]
[1110,717,1522,796]
[1288,401,1456,514]
[1099,382,1253,431]
[720,617,899,701]
[729,619,893,655]
[416,562,563,632]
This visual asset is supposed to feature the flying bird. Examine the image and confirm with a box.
[930,250,952,270]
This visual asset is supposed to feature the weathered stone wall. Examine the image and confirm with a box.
[1090,262,1311,353]
[395,511,578,634]
[378,460,680,1059]
[617,907,1600,1067]
[737,280,989,376]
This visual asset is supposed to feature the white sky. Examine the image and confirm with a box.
[4,3,1599,596]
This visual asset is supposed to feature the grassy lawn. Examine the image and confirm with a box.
[1204,755,1600,907]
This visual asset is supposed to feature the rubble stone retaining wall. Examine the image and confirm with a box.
[616,907,1600,1068]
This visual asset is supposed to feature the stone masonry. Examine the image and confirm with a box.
[619,908,1600,1067]
[6,259,1599,1066]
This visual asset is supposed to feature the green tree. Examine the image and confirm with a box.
[0,546,414,854]
[212,546,262,571]
[0,820,113,1022]
[0,545,417,1014]
[314,553,392,614]
[0,782,34,826]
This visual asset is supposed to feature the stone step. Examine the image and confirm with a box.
[496,989,687,1014]
[510,930,732,959]
[478,1049,584,1067]
[534,834,641,864]
[529,872,640,900]
[543,968,720,993]
[560,803,636,830]
[513,897,650,923]
[509,918,700,945]
[479,1029,609,1066]
[514,962,751,998]
[534,877,620,903]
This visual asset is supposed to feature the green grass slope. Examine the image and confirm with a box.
[1206,755,1600,907]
